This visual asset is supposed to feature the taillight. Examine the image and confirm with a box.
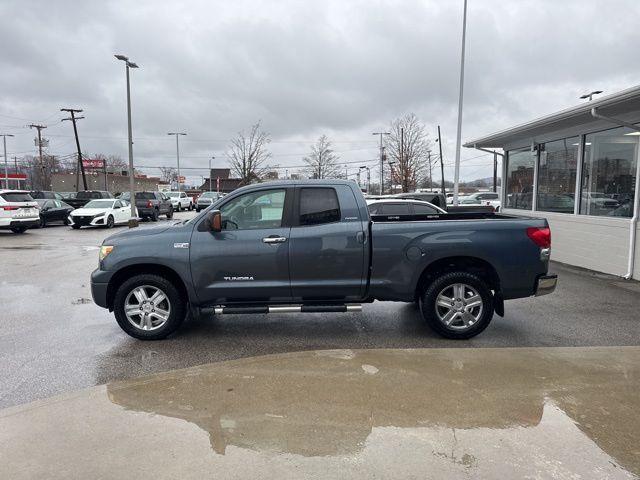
[526,227,551,249]
[146,201,153,208]
[2,206,19,211]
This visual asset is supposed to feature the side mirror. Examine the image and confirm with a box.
[209,210,222,232]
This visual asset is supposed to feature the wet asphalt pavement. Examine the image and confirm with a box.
[1,210,640,409]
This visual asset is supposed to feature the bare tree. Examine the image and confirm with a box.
[159,166,178,184]
[227,121,271,184]
[303,135,341,179]
[384,113,432,192]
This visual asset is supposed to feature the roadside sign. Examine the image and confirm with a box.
[82,159,105,169]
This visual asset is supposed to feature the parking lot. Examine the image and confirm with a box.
[2,211,640,409]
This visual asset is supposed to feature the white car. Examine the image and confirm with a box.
[165,191,193,211]
[0,190,40,234]
[196,191,224,211]
[366,198,446,216]
[68,199,135,229]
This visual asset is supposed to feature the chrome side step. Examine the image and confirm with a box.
[214,304,362,315]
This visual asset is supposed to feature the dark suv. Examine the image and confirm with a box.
[121,191,173,221]
[65,190,113,209]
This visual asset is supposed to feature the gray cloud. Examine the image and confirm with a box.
[1,0,638,183]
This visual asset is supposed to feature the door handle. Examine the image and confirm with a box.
[262,236,287,244]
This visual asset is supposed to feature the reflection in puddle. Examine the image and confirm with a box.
[1,348,638,479]
[103,348,639,477]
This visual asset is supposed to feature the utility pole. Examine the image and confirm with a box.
[427,150,433,190]
[400,127,404,193]
[168,132,186,191]
[373,131,390,195]
[61,109,87,191]
[437,125,446,197]
[29,124,47,190]
[1,134,14,189]
[209,155,215,191]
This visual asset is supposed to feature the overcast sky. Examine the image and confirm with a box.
[1,0,639,184]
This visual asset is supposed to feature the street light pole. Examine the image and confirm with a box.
[168,132,186,192]
[452,0,468,206]
[115,54,139,225]
[1,134,14,189]
[209,155,215,192]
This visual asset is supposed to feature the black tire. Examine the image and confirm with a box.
[151,210,159,222]
[188,203,193,211]
[166,208,173,219]
[63,216,70,226]
[419,271,494,339]
[196,207,201,212]
[71,224,81,230]
[176,204,181,212]
[10,226,27,234]
[113,274,186,340]
[39,216,46,228]
[106,215,115,229]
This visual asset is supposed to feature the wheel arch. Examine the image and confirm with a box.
[106,263,189,310]
[414,256,501,301]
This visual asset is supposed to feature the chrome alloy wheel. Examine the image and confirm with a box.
[124,285,171,331]
[435,283,483,330]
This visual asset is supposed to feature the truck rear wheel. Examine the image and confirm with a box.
[419,271,494,339]
[113,274,186,340]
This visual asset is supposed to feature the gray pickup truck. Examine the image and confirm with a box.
[91,180,556,340]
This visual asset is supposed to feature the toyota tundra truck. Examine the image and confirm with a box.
[91,180,557,340]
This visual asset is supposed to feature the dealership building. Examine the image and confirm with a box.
[465,85,640,281]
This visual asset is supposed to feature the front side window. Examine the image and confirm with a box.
[536,137,579,213]
[580,127,638,218]
[220,189,285,230]
[505,148,535,209]
[299,188,340,225]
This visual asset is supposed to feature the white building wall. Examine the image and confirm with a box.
[503,208,637,278]
[635,223,640,281]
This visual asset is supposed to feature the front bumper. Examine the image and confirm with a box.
[91,269,112,309]
[69,214,106,227]
[535,275,558,296]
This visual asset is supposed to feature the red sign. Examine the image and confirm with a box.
[2,173,27,179]
[82,159,105,169]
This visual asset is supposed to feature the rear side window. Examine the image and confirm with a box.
[380,203,410,215]
[412,203,439,214]
[136,192,155,200]
[299,188,340,225]
[1,192,33,202]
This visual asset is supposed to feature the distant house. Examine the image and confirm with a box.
[199,168,243,193]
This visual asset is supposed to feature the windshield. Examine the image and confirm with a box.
[136,192,156,200]
[166,192,180,197]
[77,191,103,199]
[83,200,114,209]
[200,192,217,198]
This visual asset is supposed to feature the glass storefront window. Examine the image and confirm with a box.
[536,137,579,213]
[505,147,535,209]
[580,127,638,218]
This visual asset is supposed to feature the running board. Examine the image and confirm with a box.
[214,304,362,315]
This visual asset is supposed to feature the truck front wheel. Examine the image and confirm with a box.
[113,274,186,340]
[419,271,494,339]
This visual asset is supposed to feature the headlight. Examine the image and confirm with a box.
[94,212,105,218]
[99,245,114,261]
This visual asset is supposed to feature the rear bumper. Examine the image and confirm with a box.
[137,207,155,216]
[0,218,40,229]
[535,275,558,296]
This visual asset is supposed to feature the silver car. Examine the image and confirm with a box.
[196,191,223,212]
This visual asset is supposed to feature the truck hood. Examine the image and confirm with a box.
[104,221,185,242]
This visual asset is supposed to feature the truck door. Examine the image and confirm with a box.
[289,185,367,302]
[190,187,293,305]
